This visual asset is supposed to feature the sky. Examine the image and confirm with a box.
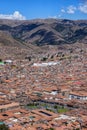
[0,0,87,20]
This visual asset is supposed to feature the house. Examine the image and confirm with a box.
[69,91,87,100]
[0,102,20,112]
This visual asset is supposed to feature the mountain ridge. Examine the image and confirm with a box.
[0,18,87,47]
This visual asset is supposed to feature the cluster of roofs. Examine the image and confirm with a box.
[0,103,87,130]
[0,46,87,129]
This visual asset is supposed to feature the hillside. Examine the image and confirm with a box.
[0,18,87,60]
[0,19,87,47]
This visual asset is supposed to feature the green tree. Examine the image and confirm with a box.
[49,128,55,130]
[41,57,47,61]
[54,105,57,109]
[0,124,9,130]
[0,59,2,62]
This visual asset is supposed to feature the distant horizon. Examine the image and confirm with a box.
[0,17,87,21]
[0,0,87,20]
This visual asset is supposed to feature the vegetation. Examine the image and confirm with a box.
[0,124,9,130]
[0,59,2,62]
[26,102,69,114]
[54,105,57,109]
[27,103,39,109]
[54,105,68,113]
[49,128,55,130]
[58,107,68,113]
[59,55,72,60]
[50,55,54,59]
[41,57,48,61]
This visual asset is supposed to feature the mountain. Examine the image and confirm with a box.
[0,19,87,47]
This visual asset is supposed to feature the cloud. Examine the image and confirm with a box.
[0,11,26,20]
[60,2,87,16]
[67,5,77,14]
[61,9,65,13]
[78,2,87,13]
[58,14,62,18]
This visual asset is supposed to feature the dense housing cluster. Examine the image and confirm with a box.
[0,43,87,130]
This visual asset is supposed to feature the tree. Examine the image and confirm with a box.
[54,105,57,109]
[0,124,9,130]
[41,57,47,61]
[49,128,55,130]
[0,59,2,62]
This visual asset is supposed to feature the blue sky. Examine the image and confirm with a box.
[0,0,87,20]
